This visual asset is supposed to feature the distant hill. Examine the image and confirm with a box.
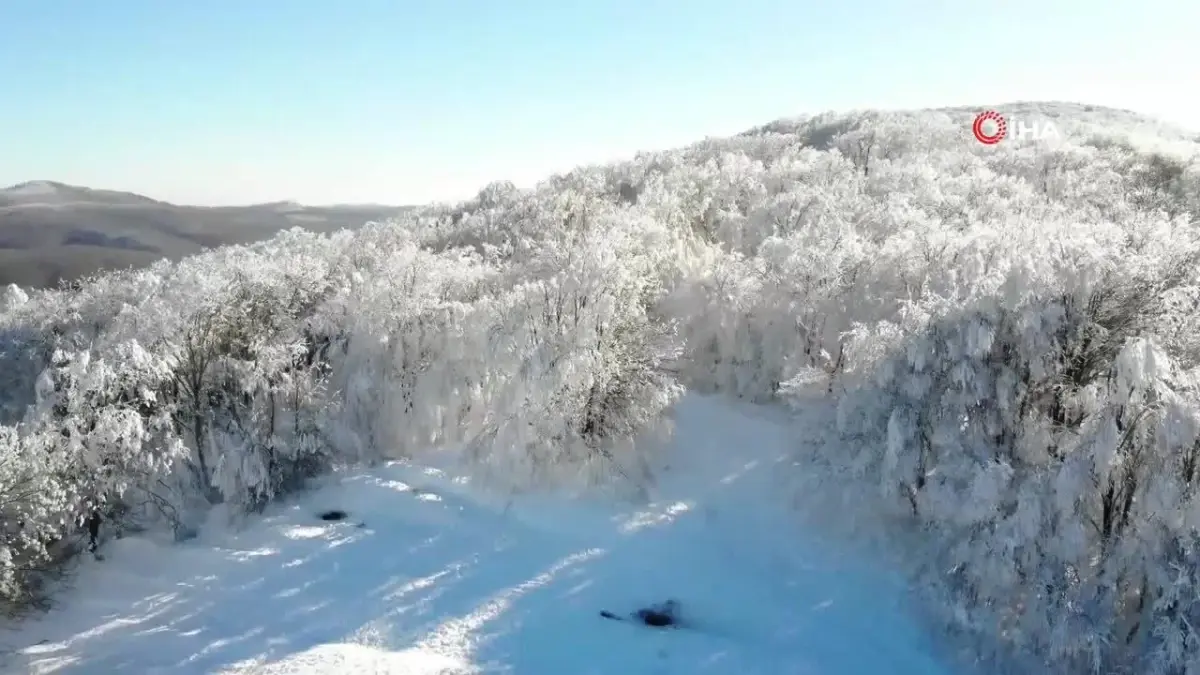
[0,181,412,288]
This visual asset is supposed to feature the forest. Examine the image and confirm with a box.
[2,101,1199,674]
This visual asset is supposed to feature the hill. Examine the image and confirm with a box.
[0,181,411,288]
[0,101,1198,675]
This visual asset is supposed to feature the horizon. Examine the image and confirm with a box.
[2,99,1192,208]
[3,0,1198,206]
[0,178,406,208]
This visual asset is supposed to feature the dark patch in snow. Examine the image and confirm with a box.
[600,599,681,628]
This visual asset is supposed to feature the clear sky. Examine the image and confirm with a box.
[2,0,1196,206]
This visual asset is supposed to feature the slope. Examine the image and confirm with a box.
[0,395,956,675]
[0,181,411,288]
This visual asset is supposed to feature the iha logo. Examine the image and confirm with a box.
[972,111,1007,144]
[972,110,1060,145]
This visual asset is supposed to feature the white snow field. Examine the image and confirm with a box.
[2,395,955,675]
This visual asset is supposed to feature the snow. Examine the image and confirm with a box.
[1,396,956,675]
[2,181,61,197]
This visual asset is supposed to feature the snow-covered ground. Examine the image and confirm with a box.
[0,396,956,674]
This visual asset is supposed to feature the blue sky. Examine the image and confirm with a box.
[2,0,1196,205]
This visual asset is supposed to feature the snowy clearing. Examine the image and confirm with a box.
[0,396,954,675]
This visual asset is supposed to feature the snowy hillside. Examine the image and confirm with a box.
[1,102,1199,674]
[0,181,168,208]
[3,396,956,674]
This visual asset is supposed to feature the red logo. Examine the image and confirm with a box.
[972,111,1007,144]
